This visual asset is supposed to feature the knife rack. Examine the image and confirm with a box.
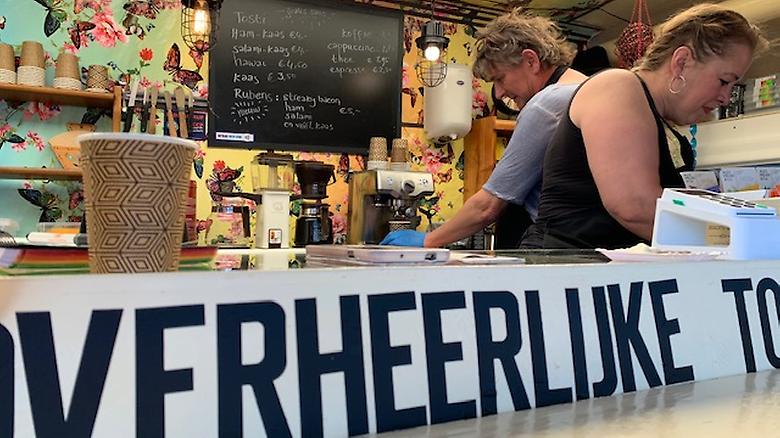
[121,88,210,109]
[121,87,209,138]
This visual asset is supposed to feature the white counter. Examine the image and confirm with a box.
[1,254,779,437]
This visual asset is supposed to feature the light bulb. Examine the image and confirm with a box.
[424,45,441,62]
[193,8,210,35]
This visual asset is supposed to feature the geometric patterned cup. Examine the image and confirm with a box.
[77,133,198,273]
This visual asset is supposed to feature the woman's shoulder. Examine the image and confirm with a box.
[582,68,641,91]
[575,69,647,107]
[571,69,653,125]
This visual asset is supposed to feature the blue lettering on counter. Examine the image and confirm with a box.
[722,277,780,372]
[296,296,368,437]
[722,278,758,372]
[217,302,291,437]
[368,292,427,432]
[0,323,12,437]
[18,310,121,438]
[8,277,780,436]
[473,291,530,415]
[136,305,205,438]
[422,292,476,424]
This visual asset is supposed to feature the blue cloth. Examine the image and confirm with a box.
[379,230,426,247]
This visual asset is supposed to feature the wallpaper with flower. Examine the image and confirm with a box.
[0,1,494,243]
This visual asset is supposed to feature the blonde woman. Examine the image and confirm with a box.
[522,3,768,249]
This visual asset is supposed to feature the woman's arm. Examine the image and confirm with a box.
[570,70,662,240]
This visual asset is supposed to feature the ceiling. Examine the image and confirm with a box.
[350,0,725,45]
[349,0,779,76]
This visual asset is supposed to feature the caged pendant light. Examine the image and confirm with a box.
[414,1,450,87]
[181,0,224,52]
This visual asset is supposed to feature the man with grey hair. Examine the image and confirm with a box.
[381,9,587,248]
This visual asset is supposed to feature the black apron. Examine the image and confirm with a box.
[520,70,694,249]
[494,65,569,249]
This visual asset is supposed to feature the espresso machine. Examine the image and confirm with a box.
[294,160,335,247]
[347,169,435,244]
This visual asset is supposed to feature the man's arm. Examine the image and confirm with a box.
[423,189,507,247]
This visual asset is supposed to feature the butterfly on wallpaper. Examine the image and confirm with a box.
[193,155,204,179]
[188,39,209,70]
[68,190,84,210]
[164,43,203,90]
[354,154,366,172]
[81,107,110,125]
[436,142,455,164]
[463,42,472,57]
[0,131,24,151]
[73,0,86,14]
[437,168,453,184]
[417,195,440,220]
[122,13,149,40]
[0,16,6,30]
[123,0,161,20]
[30,0,67,37]
[68,20,96,49]
[402,87,418,107]
[455,151,464,180]
[403,25,413,54]
[196,219,213,234]
[337,153,350,182]
[18,188,63,223]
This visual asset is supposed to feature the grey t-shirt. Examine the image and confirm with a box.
[483,83,579,220]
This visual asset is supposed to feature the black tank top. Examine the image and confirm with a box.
[523,70,694,249]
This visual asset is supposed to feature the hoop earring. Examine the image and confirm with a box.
[669,75,687,94]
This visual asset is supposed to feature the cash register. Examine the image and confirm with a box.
[652,188,780,260]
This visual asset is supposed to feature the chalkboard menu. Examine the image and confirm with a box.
[208,0,403,153]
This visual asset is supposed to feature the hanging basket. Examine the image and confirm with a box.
[615,0,654,68]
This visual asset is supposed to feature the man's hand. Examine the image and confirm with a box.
[379,230,426,247]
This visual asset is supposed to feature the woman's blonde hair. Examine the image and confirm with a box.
[473,8,575,81]
[635,3,768,71]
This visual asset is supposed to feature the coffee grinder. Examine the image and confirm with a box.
[294,160,335,247]
[217,152,294,248]
[347,169,435,244]
[252,152,295,248]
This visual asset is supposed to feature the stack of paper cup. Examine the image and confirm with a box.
[53,52,82,90]
[367,136,388,170]
[17,41,45,86]
[0,43,15,84]
[390,138,410,171]
[85,64,110,93]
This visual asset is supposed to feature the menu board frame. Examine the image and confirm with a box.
[207,0,403,154]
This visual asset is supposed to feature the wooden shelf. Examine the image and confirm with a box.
[461,116,517,201]
[0,82,114,109]
[0,166,83,181]
[0,83,122,131]
[494,118,515,133]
